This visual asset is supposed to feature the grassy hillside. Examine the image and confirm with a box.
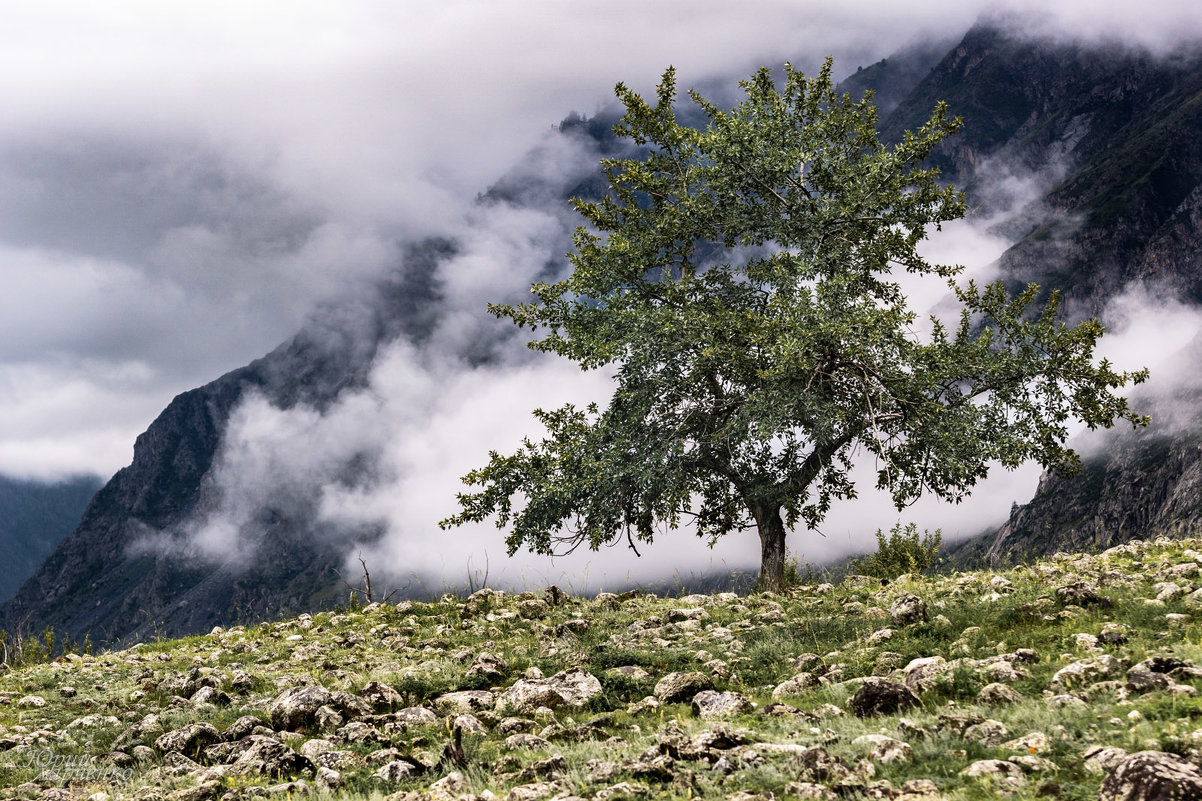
[5,538,1202,799]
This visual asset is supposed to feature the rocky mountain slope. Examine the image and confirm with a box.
[5,17,1202,646]
[5,538,1202,799]
[867,24,1202,567]
[0,239,458,645]
[880,22,1202,308]
[0,476,100,604]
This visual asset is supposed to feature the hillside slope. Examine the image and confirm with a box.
[5,539,1202,799]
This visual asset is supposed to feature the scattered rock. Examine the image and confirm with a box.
[433,690,495,714]
[609,665,651,681]
[1099,750,1202,800]
[115,713,166,748]
[963,719,1009,746]
[225,715,271,741]
[866,627,896,644]
[890,594,928,626]
[1084,746,1130,774]
[1050,655,1127,691]
[329,690,372,719]
[772,672,821,699]
[1003,731,1050,753]
[358,680,404,711]
[270,686,333,731]
[338,720,388,744]
[154,722,222,756]
[505,781,563,801]
[315,704,343,732]
[691,690,754,719]
[1056,581,1112,608]
[453,714,489,735]
[519,600,549,619]
[467,652,508,682]
[852,733,913,763]
[393,705,439,727]
[231,735,312,777]
[902,656,952,693]
[315,766,344,791]
[506,733,552,750]
[976,682,1023,705]
[498,669,602,713]
[374,759,421,783]
[1008,754,1058,773]
[962,759,1027,788]
[654,671,714,704]
[594,781,650,800]
[849,678,920,717]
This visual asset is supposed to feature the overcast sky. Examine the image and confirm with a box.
[2,0,1199,493]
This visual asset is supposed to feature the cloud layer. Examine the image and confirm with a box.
[4,0,1198,479]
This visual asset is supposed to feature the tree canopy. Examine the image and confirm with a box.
[441,60,1147,589]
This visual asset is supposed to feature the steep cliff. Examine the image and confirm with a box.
[883,24,1202,312]
[0,239,456,643]
[889,26,1202,565]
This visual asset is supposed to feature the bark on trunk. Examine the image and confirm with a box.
[755,503,787,591]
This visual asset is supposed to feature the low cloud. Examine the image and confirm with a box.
[168,119,1075,590]
[5,1,1198,481]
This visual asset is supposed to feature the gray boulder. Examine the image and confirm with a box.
[154,723,222,756]
[653,672,714,704]
[889,594,928,626]
[393,706,439,727]
[432,690,495,714]
[270,686,333,731]
[498,669,602,713]
[772,672,821,699]
[1050,655,1126,692]
[1100,751,1202,801]
[374,759,421,783]
[902,656,952,693]
[691,690,753,719]
[848,678,920,718]
[357,681,404,712]
[961,759,1026,788]
[976,683,1023,706]
[232,736,312,777]
[851,733,912,763]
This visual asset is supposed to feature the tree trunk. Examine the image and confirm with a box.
[754,503,787,591]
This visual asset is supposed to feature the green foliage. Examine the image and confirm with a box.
[443,60,1147,591]
[850,522,943,580]
[0,626,92,672]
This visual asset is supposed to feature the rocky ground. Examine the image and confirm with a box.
[6,538,1202,800]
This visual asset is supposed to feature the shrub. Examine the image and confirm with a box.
[850,523,942,580]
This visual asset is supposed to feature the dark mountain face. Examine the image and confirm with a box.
[5,19,1202,644]
[0,475,101,604]
[879,26,1202,567]
[0,239,459,644]
[883,26,1202,314]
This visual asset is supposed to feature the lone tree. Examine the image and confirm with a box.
[442,61,1147,590]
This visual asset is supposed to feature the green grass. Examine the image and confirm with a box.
[4,537,1202,799]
